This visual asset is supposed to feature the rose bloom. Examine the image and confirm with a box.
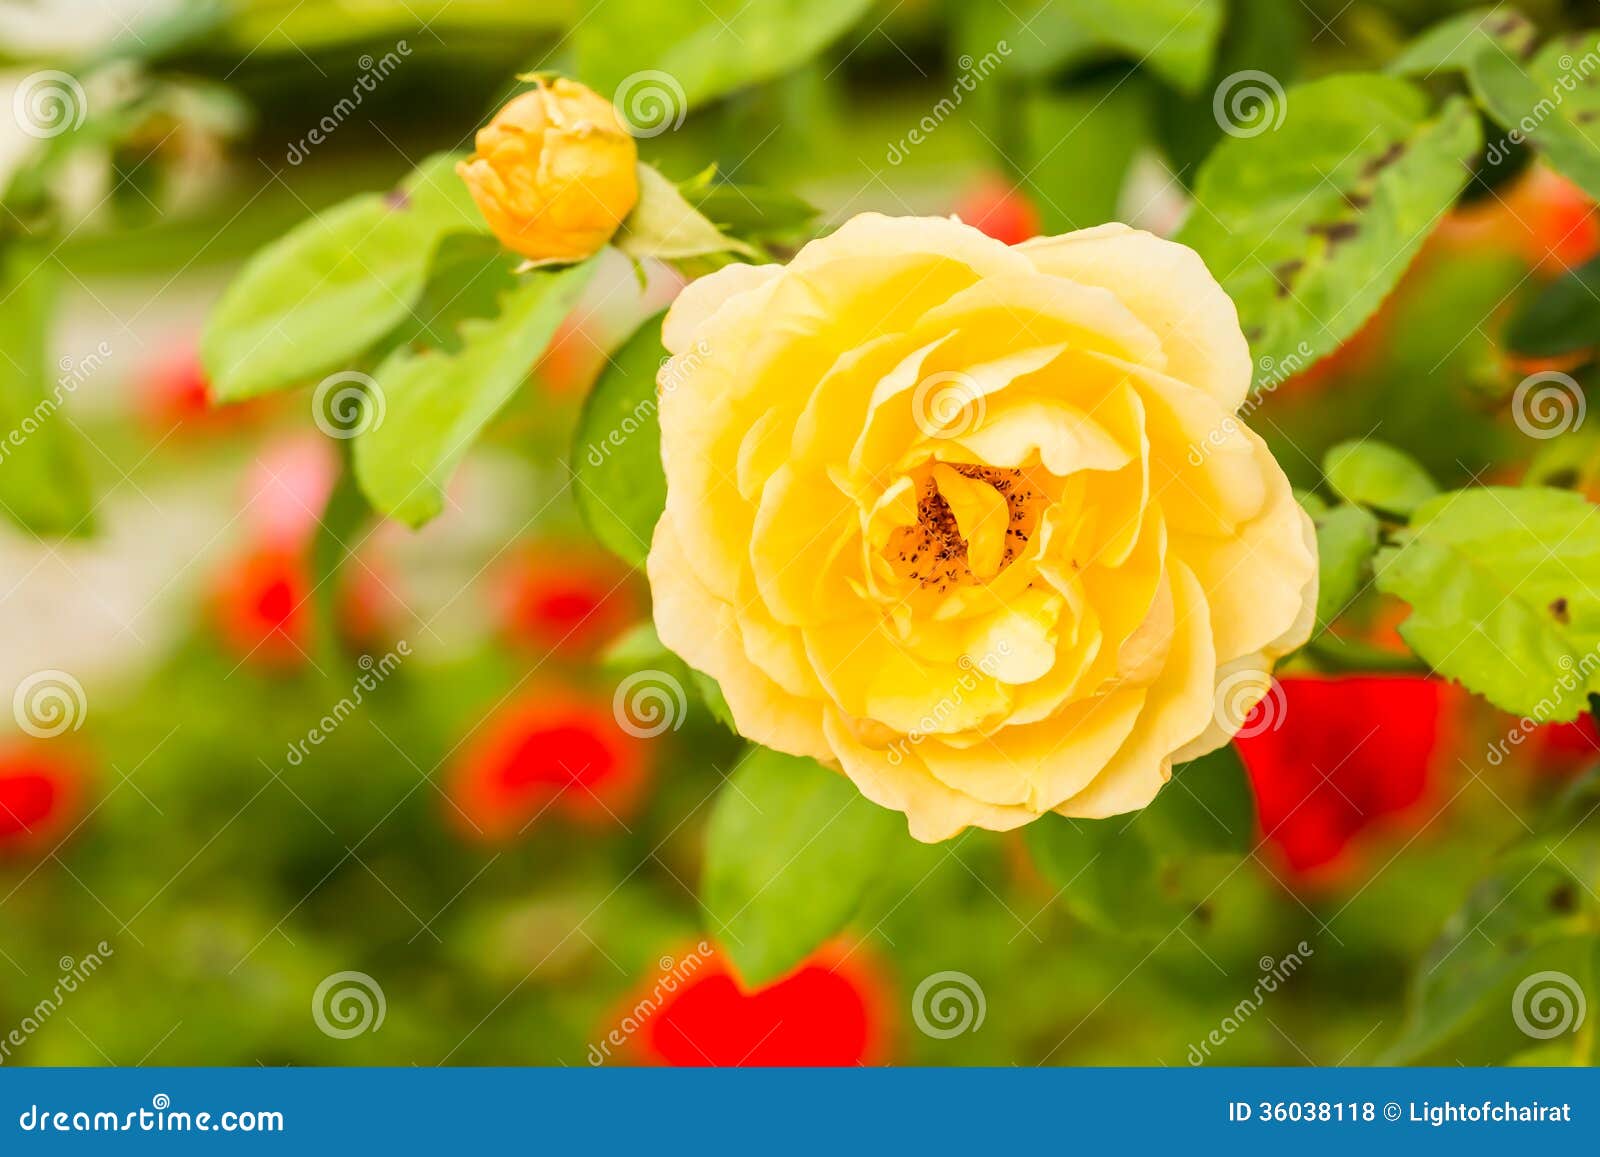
[648,214,1317,840]
[457,77,639,264]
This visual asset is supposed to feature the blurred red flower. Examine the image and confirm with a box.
[629,943,887,1066]
[496,544,639,657]
[953,176,1041,246]
[137,340,264,435]
[0,744,83,854]
[1234,675,1461,882]
[1531,714,1600,776]
[210,544,312,668]
[448,694,650,838]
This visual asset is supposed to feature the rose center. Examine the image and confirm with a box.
[885,463,1041,591]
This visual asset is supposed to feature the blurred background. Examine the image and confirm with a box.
[0,0,1597,1067]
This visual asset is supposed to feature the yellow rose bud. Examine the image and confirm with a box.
[457,77,639,263]
[647,214,1319,842]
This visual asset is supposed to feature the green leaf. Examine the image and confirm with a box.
[614,164,755,262]
[701,746,902,985]
[1024,745,1256,936]
[1324,439,1439,517]
[352,259,596,528]
[1505,255,1600,358]
[957,0,1223,94]
[1313,502,1381,630]
[1016,74,1150,233]
[1179,76,1480,389]
[575,0,875,111]
[202,154,486,402]
[1471,33,1600,200]
[601,621,736,731]
[1375,487,1600,720]
[1388,6,1536,78]
[681,169,818,244]
[572,311,670,567]
[0,245,91,536]
[1385,774,1600,1064]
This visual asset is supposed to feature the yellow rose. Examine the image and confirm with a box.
[457,77,639,263]
[647,214,1318,841]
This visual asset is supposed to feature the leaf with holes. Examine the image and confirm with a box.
[352,259,596,528]
[1179,76,1480,389]
[1024,745,1256,937]
[573,311,671,567]
[202,154,486,402]
[701,747,903,986]
[1388,5,1536,77]
[1376,487,1600,720]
